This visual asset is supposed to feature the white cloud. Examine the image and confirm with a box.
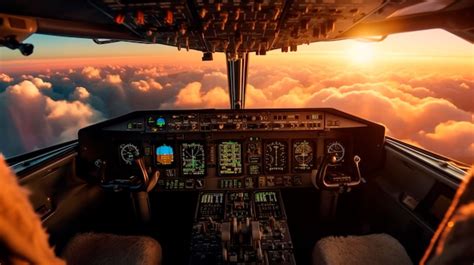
[131,79,163,92]
[0,73,13,83]
[105,74,122,84]
[175,82,203,107]
[0,78,102,156]
[81,66,101,79]
[30,77,52,89]
[8,80,41,98]
[1,61,473,164]
[174,82,228,108]
[73,86,90,100]
[419,121,474,162]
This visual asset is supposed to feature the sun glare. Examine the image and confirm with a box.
[348,42,375,64]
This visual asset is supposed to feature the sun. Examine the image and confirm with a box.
[347,42,375,64]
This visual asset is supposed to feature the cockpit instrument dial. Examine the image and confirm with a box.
[326,141,345,163]
[264,141,288,173]
[293,140,314,171]
[181,142,206,176]
[119,143,140,165]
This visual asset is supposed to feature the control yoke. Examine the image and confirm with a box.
[135,157,159,192]
[99,156,159,192]
[314,154,363,192]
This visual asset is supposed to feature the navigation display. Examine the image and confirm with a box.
[264,140,288,173]
[181,142,206,176]
[156,143,175,166]
[292,140,315,172]
[218,140,242,176]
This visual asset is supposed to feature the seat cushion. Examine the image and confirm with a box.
[313,233,412,265]
[62,233,161,265]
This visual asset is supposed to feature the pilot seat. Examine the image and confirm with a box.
[312,233,412,265]
[62,232,162,265]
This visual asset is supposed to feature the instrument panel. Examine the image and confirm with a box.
[78,108,385,191]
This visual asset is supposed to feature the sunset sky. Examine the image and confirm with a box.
[2,29,472,70]
[0,29,473,163]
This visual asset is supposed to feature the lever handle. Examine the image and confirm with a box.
[135,157,149,184]
[353,155,362,184]
[146,171,160,192]
[314,155,331,189]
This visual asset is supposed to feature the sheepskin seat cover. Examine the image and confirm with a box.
[62,232,162,265]
[0,155,161,265]
[313,233,412,265]
[0,157,65,265]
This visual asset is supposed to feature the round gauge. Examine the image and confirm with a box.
[119,143,140,165]
[327,141,345,163]
[264,141,288,173]
[294,140,313,167]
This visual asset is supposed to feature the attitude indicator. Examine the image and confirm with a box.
[156,144,174,165]
[293,140,314,171]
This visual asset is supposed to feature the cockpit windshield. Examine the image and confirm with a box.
[0,29,473,165]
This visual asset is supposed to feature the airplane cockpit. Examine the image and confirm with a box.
[78,108,384,263]
[5,106,470,265]
[1,0,473,265]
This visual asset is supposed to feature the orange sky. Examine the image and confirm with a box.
[1,29,473,72]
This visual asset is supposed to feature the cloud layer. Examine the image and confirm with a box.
[0,59,473,164]
[0,80,102,156]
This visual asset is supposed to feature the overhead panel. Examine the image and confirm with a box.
[91,0,385,56]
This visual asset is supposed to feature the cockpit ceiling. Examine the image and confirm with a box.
[90,0,387,55]
[1,0,473,53]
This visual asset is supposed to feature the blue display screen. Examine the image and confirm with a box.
[156,144,174,165]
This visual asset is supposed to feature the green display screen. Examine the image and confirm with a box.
[181,142,206,176]
[218,141,242,175]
